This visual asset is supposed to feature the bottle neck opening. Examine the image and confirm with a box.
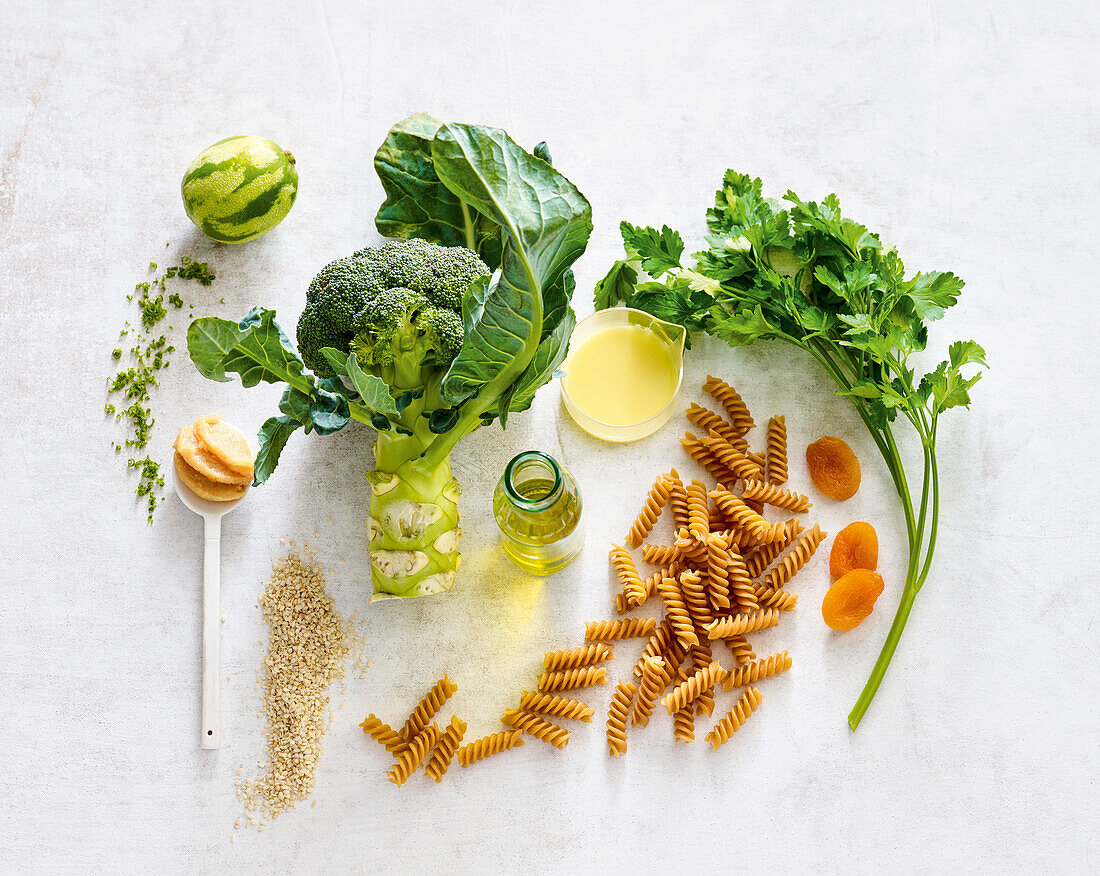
[503,451,564,511]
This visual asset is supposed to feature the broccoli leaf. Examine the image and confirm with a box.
[187,308,313,393]
[432,122,592,407]
[254,416,301,485]
[508,307,577,415]
[374,113,503,269]
[345,354,400,416]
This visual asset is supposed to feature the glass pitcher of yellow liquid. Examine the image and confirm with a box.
[559,307,687,442]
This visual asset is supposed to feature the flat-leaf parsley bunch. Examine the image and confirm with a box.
[596,171,985,730]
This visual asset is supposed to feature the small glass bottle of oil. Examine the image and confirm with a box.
[493,451,583,574]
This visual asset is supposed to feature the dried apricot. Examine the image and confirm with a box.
[830,521,879,578]
[821,569,884,631]
[806,436,861,500]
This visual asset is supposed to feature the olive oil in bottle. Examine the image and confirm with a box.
[493,451,583,574]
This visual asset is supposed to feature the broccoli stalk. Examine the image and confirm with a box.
[187,119,592,599]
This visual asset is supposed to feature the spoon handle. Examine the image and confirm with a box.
[201,515,222,749]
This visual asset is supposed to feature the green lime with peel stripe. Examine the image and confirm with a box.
[181,135,298,244]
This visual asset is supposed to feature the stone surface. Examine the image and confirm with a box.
[1,1,1098,872]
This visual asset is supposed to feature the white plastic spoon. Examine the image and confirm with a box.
[173,460,250,749]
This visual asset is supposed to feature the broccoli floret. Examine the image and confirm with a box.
[349,287,464,387]
[299,240,487,379]
[353,239,489,311]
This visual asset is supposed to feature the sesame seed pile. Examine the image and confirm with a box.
[236,551,349,821]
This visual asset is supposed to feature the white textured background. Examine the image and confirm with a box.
[2,1,1098,873]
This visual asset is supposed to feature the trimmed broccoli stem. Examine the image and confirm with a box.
[367,429,461,600]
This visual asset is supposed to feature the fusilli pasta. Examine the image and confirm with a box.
[743,523,803,578]
[704,608,781,639]
[703,375,755,435]
[703,433,764,481]
[685,402,749,451]
[543,643,614,672]
[754,584,799,612]
[457,729,525,768]
[585,617,657,641]
[609,544,647,608]
[705,686,763,750]
[387,722,441,787]
[359,714,405,754]
[400,675,458,742]
[662,660,730,715]
[518,690,594,723]
[501,709,571,750]
[656,576,700,648]
[642,542,681,566]
[762,523,827,589]
[424,715,467,783]
[666,468,690,532]
[721,651,793,692]
[537,665,608,692]
[626,475,671,548]
[705,533,732,610]
[742,478,811,513]
[606,680,637,757]
[631,656,670,728]
[726,545,760,615]
[679,568,714,629]
[673,702,695,742]
[686,479,710,542]
[681,432,739,486]
[725,635,756,665]
[765,415,788,485]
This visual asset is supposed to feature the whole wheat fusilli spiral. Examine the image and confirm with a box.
[518,690,594,723]
[662,660,730,715]
[722,651,793,692]
[543,643,614,672]
[725,635,756,665]
[657,576,699,649]
[679,568,714,630]
[609,544,647,608]
[359,714,405,754]
[585,617,657,642]
[765,415,788,485]
[705,533,732,610]
[400,675,458,742]
[666,469,690,532]
[763,523,827,589]
[457,729,525,768]
[632,656,670,728]
[424,715,467,783]
[606,680,637,757]
[742,478,811,513]
[744,523,803,578]
[537,665,608,692]
[685,402,749,451]
[501,709,571,750]
[705,686,763,750]
[626,475,671,548]
[704,608,781,639]
[703,375,755,435]
[726,545,761,615]
[387,722,441,787]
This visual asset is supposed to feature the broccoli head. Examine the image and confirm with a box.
[349,286,464,382]
[297,239,488,379]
